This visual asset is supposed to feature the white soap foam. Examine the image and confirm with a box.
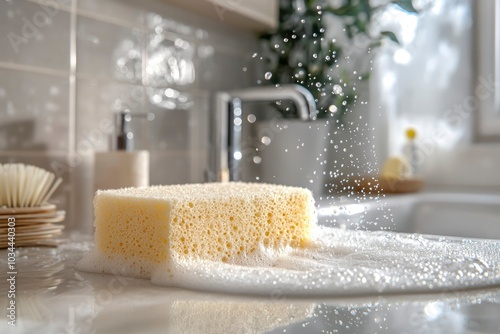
[76,227,500,297]
[76,247,158,279]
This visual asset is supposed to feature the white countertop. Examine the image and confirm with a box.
[1,234,500,334]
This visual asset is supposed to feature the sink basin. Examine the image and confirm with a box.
[317,191,500,240]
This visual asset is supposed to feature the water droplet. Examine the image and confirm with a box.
[264,72,273,80]
[49,86,60,96]
[247,114,256,123]
[333,84,342,94]
[328,105,338,114]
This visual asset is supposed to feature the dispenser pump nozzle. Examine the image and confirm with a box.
[114,110,155,151]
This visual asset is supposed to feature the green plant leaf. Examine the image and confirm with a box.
[393,0,418,13]
[323,5,352,17]
[380,31,400,44]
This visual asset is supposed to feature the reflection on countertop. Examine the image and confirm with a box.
[1,235,500,334]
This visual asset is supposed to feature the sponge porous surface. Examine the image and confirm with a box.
[92,182,316,277]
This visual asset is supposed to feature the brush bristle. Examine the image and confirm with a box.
[0,163,62,208]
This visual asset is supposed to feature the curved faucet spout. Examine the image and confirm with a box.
[209,84,317,182]
[225,84,317,121]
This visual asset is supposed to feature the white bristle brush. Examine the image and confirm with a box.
[0,163,62,208]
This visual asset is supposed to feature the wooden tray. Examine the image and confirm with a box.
[353,177,424,194]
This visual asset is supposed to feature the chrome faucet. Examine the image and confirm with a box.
[208,84,317,182]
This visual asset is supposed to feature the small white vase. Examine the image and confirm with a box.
[252,119,329,197]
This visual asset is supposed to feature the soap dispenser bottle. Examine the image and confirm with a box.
[403,127,418,177]
[94,111,152,190]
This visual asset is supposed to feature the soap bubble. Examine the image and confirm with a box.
[261,136,271,145]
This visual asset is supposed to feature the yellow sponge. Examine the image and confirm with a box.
[93,182,316,275]
[380,156,411,180]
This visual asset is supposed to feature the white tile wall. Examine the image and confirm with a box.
[0,0,71,71]
[0,0,259,233]
[0,67,70,151]
[77,16,145,83]
[199,49,255,92]
[75,79,145,151]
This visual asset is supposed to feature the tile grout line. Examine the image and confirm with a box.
[495,0,500,116]
[69,0,77,155]
[68,0,77,230]
[74,72,209,98]
[0,150,69,157]
[0,61,215,95]
[0,61,68,77]
[141,22,150,150]
[190,41,203,181]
